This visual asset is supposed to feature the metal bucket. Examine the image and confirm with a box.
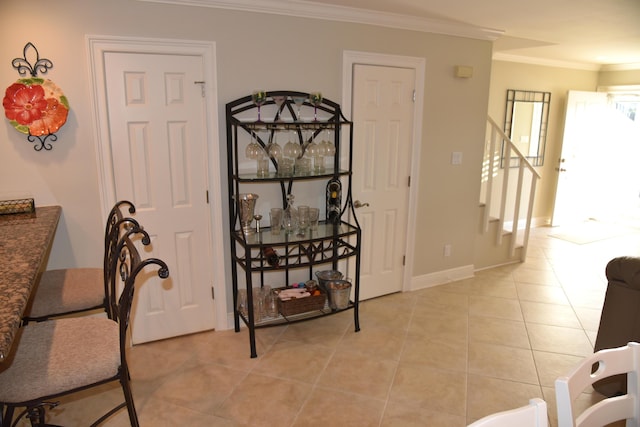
[315,270,343,293]
[326,279,351,310]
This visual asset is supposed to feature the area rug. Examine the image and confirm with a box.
[549,220,639,245]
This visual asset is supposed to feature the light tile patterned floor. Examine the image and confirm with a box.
[14,224,640,426]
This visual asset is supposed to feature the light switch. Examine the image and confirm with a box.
[451,151,463,165]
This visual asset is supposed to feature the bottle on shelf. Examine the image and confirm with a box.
[262,246,280,267]
[283,194,298,234]
[326,178,342,224]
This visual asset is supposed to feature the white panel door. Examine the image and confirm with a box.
[551,91,608,226]
[351,64,414,300]
[104,52,215,343]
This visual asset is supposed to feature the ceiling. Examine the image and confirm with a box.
[305,0,640,69]
[158,0,640,70]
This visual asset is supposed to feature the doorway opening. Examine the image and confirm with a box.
[551,86,640,239]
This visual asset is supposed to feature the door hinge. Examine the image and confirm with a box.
[206,190,209,204]
[194,81,205,97]
[211,286,215,300]
[412,89,416,103]
[407,176,411,187]
[403,255,406,266]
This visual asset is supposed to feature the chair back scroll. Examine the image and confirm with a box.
[103,200,138,319]
[110,227,169,363]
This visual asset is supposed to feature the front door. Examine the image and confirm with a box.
[350,64,415,300]
[103,51,216,343]
[552,91,608,226]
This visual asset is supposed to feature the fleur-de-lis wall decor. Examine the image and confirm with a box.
[2,42,69,151]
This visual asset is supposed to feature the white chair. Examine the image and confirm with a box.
[468,398,548,427]
[555,341,640,427]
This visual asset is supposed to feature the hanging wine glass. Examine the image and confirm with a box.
[284,132,301,160]
[272,95,287,122]
[292,96,306,121]
[318,129,336,170]
[324,128,336,157]
[267,130,282,160]
[309,92,323,121]
[252,90,267,122]
[245,132,262,159]
[305,130,319,173]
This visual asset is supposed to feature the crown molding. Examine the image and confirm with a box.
[492,52,601,71]
[599,63,640,72]
[138,0,504,41]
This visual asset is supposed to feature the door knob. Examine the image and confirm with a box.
[354,200,370,208]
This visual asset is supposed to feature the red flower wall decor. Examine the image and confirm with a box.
[3,78,69,137]
[5,42,69,151]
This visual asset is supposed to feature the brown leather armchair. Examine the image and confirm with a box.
[593,256,640,396]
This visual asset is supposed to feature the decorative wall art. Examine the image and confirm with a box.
[2,42,69,151]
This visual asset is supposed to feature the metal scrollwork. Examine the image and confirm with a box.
[27,133,58,151]
[12,42,53,77]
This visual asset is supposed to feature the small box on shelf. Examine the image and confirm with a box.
[275,286,327,316]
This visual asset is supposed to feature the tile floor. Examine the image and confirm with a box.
[13,224,640,426]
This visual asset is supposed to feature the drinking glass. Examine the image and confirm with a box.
[323,129,336,156]
[252,90,267,122]
[272,95,287,122]
[236,288,248,317]
[264,290,278,318]
[256,157,268,177]
[297,205,309,236]
[245,133,262,160]
[295,157,311,176]
[277,158,294,177]
[252,287,264,322]
[284,134,301,160]
[309,207,319,231]
[270,207,283,235]
[292,96,306,120]
[267,131,283,160]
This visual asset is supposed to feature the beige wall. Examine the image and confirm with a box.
[0,0,493,302]
[598,69,640,87]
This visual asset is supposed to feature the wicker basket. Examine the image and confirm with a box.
[0,198,35,215]
[276,287,327,316]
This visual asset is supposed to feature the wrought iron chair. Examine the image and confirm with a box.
[0,225,169,426]
[468,398,548,427]
[23,200,137,322]
[555,341,640,427]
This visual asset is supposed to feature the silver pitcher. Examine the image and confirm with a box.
[235,193,259,236]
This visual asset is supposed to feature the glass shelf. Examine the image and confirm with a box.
[236,169,349,182]
[234,221,358,247]
[230,119,350,131]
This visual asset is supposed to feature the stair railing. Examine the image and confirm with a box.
[481,116,541,260]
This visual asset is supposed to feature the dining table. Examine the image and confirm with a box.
[0,205,61,362]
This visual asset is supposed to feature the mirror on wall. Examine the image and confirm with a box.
[502,89,551,167]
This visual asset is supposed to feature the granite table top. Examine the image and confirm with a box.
[0,205,61,361]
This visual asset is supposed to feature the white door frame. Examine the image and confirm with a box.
[341,50,425,293]
[86,35,228,330]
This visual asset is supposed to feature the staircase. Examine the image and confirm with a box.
[475,116,541,269]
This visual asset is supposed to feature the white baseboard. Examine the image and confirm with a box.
[409,264,475,291]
